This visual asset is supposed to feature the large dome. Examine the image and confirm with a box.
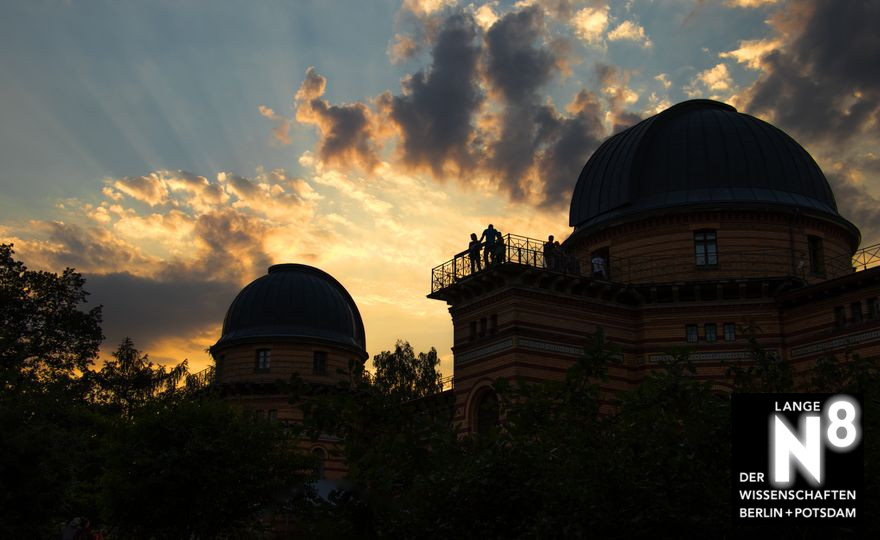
[569,100,853,236]
[213,264,366,356]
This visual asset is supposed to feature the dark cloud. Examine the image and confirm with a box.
[485,7,557,104]
[390,13,483,175]
[484,6,563,198]
[191,208,272,282]
[295,67,380,171]
[535,90,606,204]
[27,207,274,354]
[40,222,145,271]
[84,272,239,357]
[594,63,643,134]
[742,0,880,147]
[827,171,880,245]
[737,1,880,245]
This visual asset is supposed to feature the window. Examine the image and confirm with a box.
[469,320,477,341]
[868,297,879,319]
[313,351,327,376]
[705,323,717,342]
[267,409,277,422]
[851,302,863,324]
[694,230,717,267]
[255,349,271,371]
[834,306,846,329]
[808,235,825,275]
[490,314,498,334]
[686,324,698,343]
[479,317,487,337]
[312,447,326,479]
[723,323,736,342]
[475,391,499,435]
[591,247,610,279]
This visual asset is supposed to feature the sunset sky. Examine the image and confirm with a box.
[2,0,878,375]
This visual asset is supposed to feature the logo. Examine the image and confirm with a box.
[732,394,863,524]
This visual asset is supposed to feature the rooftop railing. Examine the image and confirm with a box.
[430,233,580,293]
[429,236,880,293]
[186,365,215,389]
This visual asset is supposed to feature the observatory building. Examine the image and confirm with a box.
[211,99,880,443]
[427,100,880,434]
[210,263,367,479]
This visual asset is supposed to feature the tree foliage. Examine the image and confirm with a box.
[372,340,444,401]
[296,329,880,539]
[0,243,102,391]
[0,244,310,538]
[93,336,187,417]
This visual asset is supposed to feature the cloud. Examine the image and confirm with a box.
[719,38,782,70]
[257,104,292,144]
[113,173,169,206]
[401,0,457,17]
[295,67,381,172]
[654,73,672,89]
[571,6,609,45]
[595,63,642,133]
[685,63,734,98]
[390,13,483,176]
[738,0,880,148]
[728,0,880,245]
[535,90,606,204]
[484,6,565,198]
[473,3,498,30]
[84,272,240,361]
[607,20,652,48]
[725,0,780,7]
[826,167,880,245]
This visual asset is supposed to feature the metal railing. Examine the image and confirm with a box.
[186,365,215,388]
[430,233,580,293]
[847,242,880,274]
[429,237,880,293]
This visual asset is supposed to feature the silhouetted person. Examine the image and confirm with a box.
[554,241,564,272]
[592,253,606,279]
[468,233,482,273]
[492,230,505,265]
[543,235,555,270]
[480,224,496,267]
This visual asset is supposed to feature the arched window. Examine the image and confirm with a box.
[475,391,499,435]
[312,447,326,479]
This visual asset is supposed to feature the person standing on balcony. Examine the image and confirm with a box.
[493,230,505,265]
[480,224,497,267]
[468,233,482,273]
[543,235,555,270]
[592,253,606,279]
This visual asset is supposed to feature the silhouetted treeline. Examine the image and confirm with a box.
[293,331,880,539]
[0,245,308,538]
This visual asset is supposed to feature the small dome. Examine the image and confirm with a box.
[213,264,366,357]
[569,100,855,237]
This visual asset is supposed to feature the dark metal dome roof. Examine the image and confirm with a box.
[213,264,366,357]
[569,100,848,234]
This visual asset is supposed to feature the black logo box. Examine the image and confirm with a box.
[731,393,863,526]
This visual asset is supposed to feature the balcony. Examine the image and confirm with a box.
[430,233,580,294]
[429,236,880,294]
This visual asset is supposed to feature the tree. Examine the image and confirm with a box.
[0,243,102,392]
[94,337,187,418]
[372,340,444,401]
[99,394,309,538]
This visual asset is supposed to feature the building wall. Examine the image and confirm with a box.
[213,341,362,480]
[440,264,880,434]
[566,210,856,285]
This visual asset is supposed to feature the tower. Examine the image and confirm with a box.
[211,263,368,479]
